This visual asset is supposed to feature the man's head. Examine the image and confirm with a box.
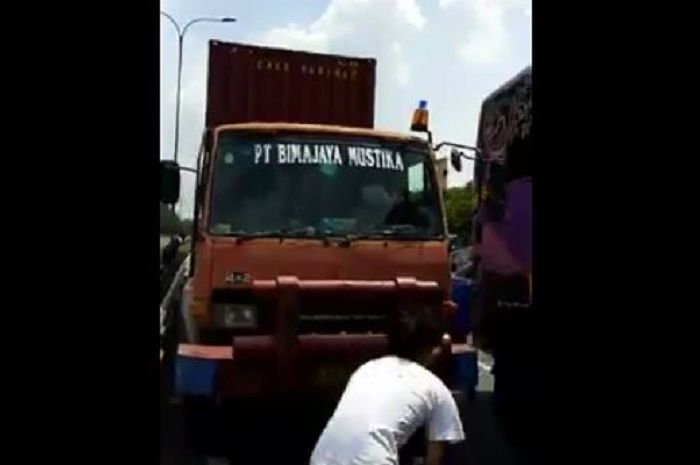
[387,304,447,366]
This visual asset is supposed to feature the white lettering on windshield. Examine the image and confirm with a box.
[302,145,312,163]
[250,143,404,170]
[290,144,302,163]
[254,144,273,164]
[331,145,342,165]
[346,147,403,171]
[277,144,287,163]
[394,152,404,171]
[317,145,329,164]
[254,144,263,164]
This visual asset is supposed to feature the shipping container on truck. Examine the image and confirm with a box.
[206,40,377,128]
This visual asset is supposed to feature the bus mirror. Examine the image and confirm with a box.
[450,149,463,172]
[161,160,181,204]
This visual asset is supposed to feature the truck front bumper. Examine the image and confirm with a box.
[175,337,478,398]
[175,334,387,397]
[174,276,476,398]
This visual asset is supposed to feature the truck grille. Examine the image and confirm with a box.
[209,287,434,337]
[297,294,392,334]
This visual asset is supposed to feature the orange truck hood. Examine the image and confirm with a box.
[192,237,450,295]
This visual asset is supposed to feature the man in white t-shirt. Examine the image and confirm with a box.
[310,306,465,465]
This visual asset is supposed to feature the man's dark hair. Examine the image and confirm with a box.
[387,304,447,361]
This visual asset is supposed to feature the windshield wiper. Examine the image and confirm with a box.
[234,227,321,244]
[339,224,430,245]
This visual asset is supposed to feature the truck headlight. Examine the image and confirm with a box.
[212,303,258,329]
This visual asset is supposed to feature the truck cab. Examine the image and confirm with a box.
[162,121,457,397]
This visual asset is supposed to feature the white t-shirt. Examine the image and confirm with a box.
[310,356,465,465]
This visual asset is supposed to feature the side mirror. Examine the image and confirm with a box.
[450,149,463,172]
[161,160,181,204]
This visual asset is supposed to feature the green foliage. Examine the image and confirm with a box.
[444,182,475,244]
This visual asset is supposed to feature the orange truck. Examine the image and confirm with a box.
[160,40,472,449]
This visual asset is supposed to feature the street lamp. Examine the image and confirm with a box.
[160,12,236,164]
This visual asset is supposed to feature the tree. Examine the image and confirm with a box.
[443,183,475,244]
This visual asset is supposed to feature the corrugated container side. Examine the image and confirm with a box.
[206,41,376,128]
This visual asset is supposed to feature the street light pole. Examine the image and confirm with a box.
[160,12,236,164]
[174,32,184,165]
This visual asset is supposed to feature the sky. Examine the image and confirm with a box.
[160,0,531,218]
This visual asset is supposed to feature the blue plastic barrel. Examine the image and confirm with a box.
[454,350,478,401]
[175,356,217,397]
[450,277,472,337]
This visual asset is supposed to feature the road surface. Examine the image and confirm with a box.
[160,351,530,465]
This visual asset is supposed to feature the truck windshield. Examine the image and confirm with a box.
[208,132,444,239]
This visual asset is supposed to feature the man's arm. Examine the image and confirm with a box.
[425,441,446,465]
[426,382,465,465]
